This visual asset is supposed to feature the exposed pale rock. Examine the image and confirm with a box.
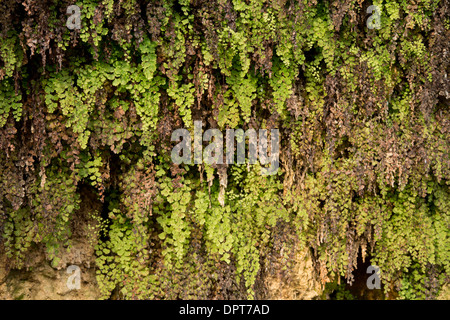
[265,246,323,300]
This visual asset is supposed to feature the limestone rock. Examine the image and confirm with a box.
[264,246,323,300]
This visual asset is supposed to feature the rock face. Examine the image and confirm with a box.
[0,239,101,300]
[0,261,100,300]
[264,246,323,300]
[437,284,450,300]
[0,187,103,300]
[0,243,323,300]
